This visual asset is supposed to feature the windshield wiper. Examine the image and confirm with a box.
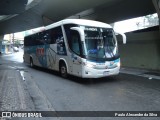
[105,38,115,58]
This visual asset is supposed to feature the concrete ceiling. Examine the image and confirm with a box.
[0,0,28,15]
[0,0,156,35]
[71,0,156,23]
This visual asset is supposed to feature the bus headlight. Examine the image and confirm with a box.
[83,62,96,68]
[87,63,96,68]
[117,62,120,67]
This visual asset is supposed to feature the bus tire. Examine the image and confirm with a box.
[60,62,68,78]
[30,58,34,68]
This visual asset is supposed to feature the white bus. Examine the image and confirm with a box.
[24,19,126,78]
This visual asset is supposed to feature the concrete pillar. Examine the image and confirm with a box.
[152,0,160,29]
[152,0,160,71]
[0,35,4,53]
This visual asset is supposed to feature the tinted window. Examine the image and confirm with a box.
[50,27,63,44]
[24,35,36,46]
[24,26,63,46]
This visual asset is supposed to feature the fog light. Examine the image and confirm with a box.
[85,71,88,74]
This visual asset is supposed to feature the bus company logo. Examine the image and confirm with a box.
[36,48,45,56]
[2,112,11,118]
[85,27,98,31]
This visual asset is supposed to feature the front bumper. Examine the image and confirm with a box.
[81,66,120,78]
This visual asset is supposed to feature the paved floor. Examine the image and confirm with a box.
[120,67,160,80]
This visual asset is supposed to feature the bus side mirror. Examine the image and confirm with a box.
[115,32,126,44]
[70,27,85,41]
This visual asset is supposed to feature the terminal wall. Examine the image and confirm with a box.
[118,31,160,70]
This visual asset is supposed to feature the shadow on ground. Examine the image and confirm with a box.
[29,65,119,85]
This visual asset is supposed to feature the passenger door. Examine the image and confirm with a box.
[68,31,82,77]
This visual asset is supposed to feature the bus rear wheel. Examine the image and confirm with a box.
[30,58,34,68]
[60,63,67,78]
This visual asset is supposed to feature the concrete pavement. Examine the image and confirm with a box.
[120,67,160,80]
[0,52,160,120]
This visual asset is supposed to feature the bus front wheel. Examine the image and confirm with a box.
[60,63,67,78]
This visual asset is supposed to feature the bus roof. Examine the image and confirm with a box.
[45,19,112,30]
[25,19,112,37]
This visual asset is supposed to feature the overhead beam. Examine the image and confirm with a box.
[0,0,28,15]
[0,0,109,35]
[80,0,156,23]
[0,0,157,35]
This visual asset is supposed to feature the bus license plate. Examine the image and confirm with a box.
[103,71,109,75]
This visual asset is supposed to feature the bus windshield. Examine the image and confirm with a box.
[82,27,119,61]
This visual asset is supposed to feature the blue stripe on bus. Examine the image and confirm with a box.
[87,58,120,63]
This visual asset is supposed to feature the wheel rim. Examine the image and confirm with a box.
[30,60,33,67]
[61,65,67,77]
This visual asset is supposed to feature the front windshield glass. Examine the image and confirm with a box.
[82,27,119,61]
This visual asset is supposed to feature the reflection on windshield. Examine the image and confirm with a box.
[83,27,118,61]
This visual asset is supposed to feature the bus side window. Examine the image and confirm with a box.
[50,27,63,44]
[31,34,37,46]
[44,31,51,44]
[24,36,29,46]
[36,32,43,45]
